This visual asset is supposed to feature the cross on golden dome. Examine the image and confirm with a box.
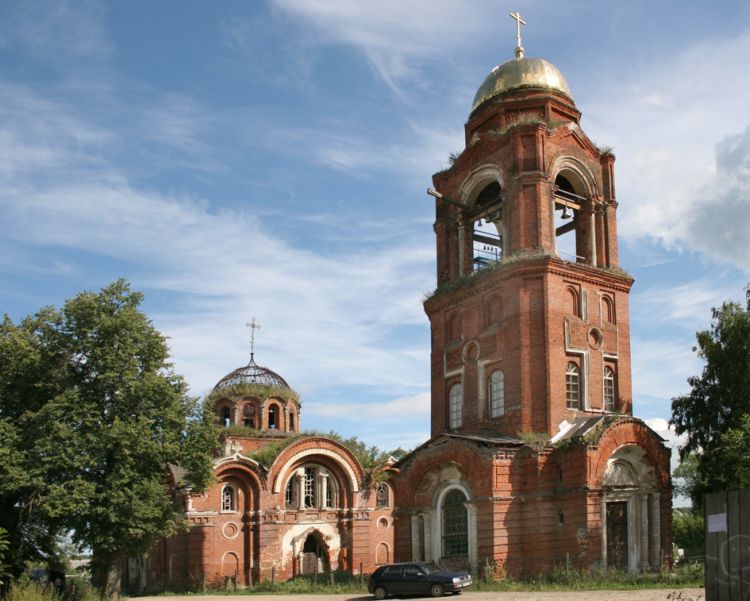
[509,11,526,58]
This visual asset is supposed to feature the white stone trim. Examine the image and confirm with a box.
[273,447,359,493]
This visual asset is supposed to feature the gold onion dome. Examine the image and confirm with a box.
[470,55,572,117]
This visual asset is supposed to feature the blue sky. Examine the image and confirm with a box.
[2,0,749,462]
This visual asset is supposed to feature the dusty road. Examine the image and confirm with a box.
[135,589,703,601]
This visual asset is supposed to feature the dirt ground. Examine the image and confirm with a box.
[134,589,704,601]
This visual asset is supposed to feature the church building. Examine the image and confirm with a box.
[136,15,671,591]
[389,17,672,576]
[133,349,395,590]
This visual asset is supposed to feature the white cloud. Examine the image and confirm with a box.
[306,392,430,420]
[583,30,750,273]
[631,336,699,401]
[0,184,434,395]
[637,279,744,327]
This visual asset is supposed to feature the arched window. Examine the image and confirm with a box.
[489,370,505,418]
[604,367,616,412]
[268,404,279,429]
[448,384,463,429]
[242,404,255,429]
[376,482,389,508]
[603,295,615,324]
[568,287,581,318]
[221,485,236,512]
[221,406,231,428]
[375,542,390,565]
[566,362,580,409]
[441,489,468,556]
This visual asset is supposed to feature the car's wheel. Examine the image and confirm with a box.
[430,583,444,597]
[373,585,387,600]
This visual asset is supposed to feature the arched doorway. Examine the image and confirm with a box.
[601,445,659,571]
[300,532,328,575]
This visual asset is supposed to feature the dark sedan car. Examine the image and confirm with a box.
[368,562,472,598]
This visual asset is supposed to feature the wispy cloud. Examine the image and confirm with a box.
[0,0,111,62]
[269,0,498,97]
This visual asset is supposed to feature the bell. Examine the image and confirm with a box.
[561,206,571,219]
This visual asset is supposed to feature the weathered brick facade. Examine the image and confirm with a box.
[138,45,672,590]
[391,48,672,576]
[135,360,395,592]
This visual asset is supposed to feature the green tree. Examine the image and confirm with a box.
[0,280,219,598]
[671,289,750,507]
[672,509,704,561]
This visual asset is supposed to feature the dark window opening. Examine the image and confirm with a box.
[221,407,231,428]
[242,404,255,428]
[441,489,468,556]
[289,412,295,431]
[268,404,279,429]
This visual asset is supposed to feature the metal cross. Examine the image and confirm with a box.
[246,317,261,358]
[509,11,527,54]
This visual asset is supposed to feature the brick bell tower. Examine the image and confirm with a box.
[425,16,632,439]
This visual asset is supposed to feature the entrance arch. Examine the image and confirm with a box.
[299,531,329,575]
[600,445,660,571]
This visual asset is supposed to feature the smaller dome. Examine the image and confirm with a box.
[213,355,290,391]
[471,56,572,117]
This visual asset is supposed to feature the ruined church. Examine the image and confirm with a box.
[135,18,671,591]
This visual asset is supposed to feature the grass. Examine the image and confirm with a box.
[144,563,703,596]
[3,577,99,601]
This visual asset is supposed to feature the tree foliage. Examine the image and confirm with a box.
[0,280,219,598]
[671,289,750,507]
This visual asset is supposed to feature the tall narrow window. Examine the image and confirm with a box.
[304,467,316,508]
[603,296,615,324]
[449,384,463,429]
[604,367,616,412]
[489,370,505,418]
[441,489,468,556]
[242,404,255,429]
[566,362,580,409]
[221,485,235,512]
[289,412,295,431]
[221,407,231,428]
[376,482,389,508]
[285,478,295,508]
[268,404,278,429]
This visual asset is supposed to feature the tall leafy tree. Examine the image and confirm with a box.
[0,280,219,598]
[671,288,750,507]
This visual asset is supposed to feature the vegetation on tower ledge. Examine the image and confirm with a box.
[207,382,300,403]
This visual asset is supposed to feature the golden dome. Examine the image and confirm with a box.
[470,56,572,116]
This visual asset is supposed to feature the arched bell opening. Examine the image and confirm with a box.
[470,181,505,271]
[553,173,583,262]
